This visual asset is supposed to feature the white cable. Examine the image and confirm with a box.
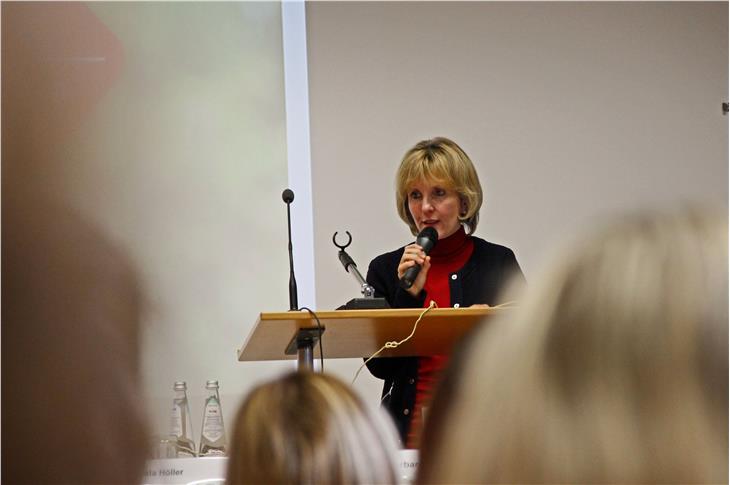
[352,300,437,385]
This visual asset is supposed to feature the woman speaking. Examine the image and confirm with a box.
[366,137,525,448]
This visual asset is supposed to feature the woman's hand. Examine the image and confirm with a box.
[397,243,431,297]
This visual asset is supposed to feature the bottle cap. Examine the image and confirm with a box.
[205,380,219,388]
[174,381,187,390]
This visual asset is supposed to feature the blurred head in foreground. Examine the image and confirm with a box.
[226,371,401,485]
[3,4,148,483]
[2,197,149,484]
[419,207,728,484]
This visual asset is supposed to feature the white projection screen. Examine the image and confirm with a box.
[3,1,316,437]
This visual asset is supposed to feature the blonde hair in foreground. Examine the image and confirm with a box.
[419,207,728,484]
[226,371,400,485]
[396,137,483,235]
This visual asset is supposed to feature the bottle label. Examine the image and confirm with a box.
[201,399,224,442]
[170,402,183,437]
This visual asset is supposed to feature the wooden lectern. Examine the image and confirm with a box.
[237,307,502,370]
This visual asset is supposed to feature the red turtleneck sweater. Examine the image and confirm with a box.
[406,226,473,449]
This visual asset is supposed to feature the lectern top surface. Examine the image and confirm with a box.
[237,307,501,362]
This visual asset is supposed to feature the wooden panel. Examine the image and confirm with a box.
[237,307,504,361]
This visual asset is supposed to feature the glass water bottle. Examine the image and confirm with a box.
[198,380,227,456]
[170,381,196,457]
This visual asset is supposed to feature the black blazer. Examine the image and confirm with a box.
[365,236,525,444]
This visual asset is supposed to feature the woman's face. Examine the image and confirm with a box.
[406,179,463,239]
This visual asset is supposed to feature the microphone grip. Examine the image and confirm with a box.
[399,227,437,290]
[399,264,422,290]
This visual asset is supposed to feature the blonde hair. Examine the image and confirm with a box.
[419,207,728,484]
[396,137,483,235]
[226,371,400,485]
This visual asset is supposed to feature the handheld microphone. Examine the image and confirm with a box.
[282,188,298,311]
[399,227,438,290]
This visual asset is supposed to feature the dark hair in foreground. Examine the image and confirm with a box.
[2,199,149,484]
[227,371,401,485]
[419,207,728,484]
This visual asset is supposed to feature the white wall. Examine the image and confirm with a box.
[306,2,728,405]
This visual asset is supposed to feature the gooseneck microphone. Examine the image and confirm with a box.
[282,188,298,311]
[399,226,438,290]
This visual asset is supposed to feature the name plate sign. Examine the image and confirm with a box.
[143,450,418,484]
[143,457,225,485]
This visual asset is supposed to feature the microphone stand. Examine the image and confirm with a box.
[333,231,389,310]
[282,189,322,371]
[282,189,298,311]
